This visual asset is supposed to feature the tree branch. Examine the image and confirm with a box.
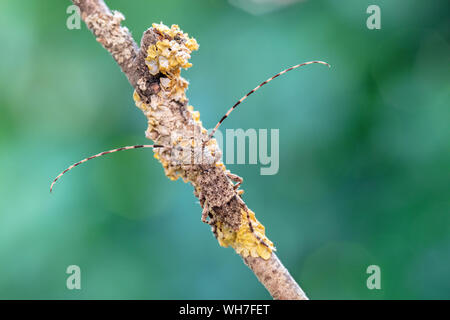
[71,0,308,300]
[72,0,139,86]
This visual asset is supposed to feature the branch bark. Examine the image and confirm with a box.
[72,0,308,300]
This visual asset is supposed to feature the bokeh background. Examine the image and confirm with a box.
[0,0,448,299]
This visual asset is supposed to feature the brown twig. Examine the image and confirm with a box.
[71,0,308,300]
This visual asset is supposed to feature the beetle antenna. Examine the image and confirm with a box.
[208,61,330,139]
[50,144,164,192]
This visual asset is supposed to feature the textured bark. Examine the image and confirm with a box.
[71,0,308,300]
[244,255,308,300]
[72,0,140,87]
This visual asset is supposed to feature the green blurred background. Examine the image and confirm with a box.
[0,0,448,299]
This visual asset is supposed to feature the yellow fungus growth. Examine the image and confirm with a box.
[144,23,199,104]
[216,209,275,260]
[215,162,227,171]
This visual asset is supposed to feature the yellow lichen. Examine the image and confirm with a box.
[143,23,199,105]
[216,209,275,260]
[215,162,226,170]
[145,24,198,75]
[192,110,200,122]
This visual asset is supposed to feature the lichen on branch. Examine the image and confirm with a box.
[72,0,308,299]
[133,23,275,260]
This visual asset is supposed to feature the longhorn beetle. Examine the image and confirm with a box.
[50,60,330,192]
[50,60,330,250]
